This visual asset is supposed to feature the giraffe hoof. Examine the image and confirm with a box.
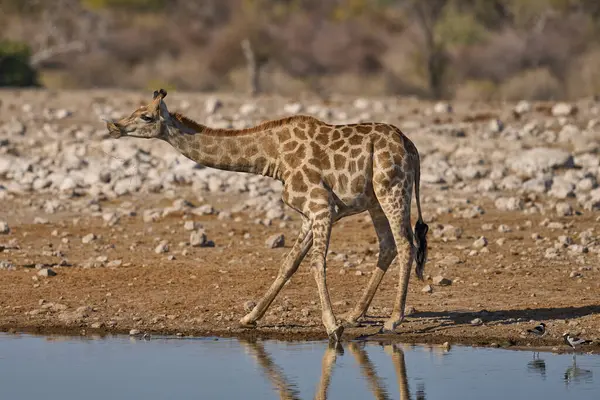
[238,319,257,329]
[328,325,345,343]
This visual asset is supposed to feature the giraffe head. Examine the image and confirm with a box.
[106,89,171,139]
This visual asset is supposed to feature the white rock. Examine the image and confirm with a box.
[433,276,452,286]
[555,202,573,216]
[265,234,285,249]
[190,230,208,247]
[494,197,524,211]
[154,240,169,254]
[0,221,9,234]
[509,148,574,177]
[551,102,576,117]
[514,100,531,115]
[283,103,303,114]
[205,97,222,114]
[472,236,488,249]
[433,102,452,114]
[37,268,57,277]
[82,233,96,244]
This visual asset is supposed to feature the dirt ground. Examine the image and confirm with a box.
[1,188,599,354]
[1,89,600,354]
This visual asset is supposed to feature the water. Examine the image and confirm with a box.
[0,333,598,400]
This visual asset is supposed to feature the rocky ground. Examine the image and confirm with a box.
[1,89,600,353]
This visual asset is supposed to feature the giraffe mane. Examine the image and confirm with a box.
[170,112,321,136]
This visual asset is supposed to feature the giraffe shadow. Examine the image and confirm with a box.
[410,305,600,329]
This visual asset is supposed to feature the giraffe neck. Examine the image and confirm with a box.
[162,116,279,178]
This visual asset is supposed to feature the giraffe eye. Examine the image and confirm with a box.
[140,114,154,122]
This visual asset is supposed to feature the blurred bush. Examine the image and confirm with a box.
[1,0,600,100]
[0,41,38,87]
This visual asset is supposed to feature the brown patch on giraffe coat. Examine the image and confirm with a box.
[310,187,329,199]
[245,144,260,157]
[333,154,346,169]
[310,143,331,169]
[357,155,366,171]
[338,174,349,190]
[356,125,372,135]
[348,160,357,174]
[262,137,278,158]
[283,140,299,152]
[349,135,363,146]
[293,127,307,140]
[351,175,365,193]
[306,122,317,138]
[290,172,308,192]
[315,133,329,145]
[341,127,353,135]
[350,148,362,158]
[329,140,345,151]
[304,167,322,185]
[277,128,292,143]
[331,130,341,141]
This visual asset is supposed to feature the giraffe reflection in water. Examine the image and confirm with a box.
[240,340,427,400]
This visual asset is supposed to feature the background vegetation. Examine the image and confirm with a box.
[2,0,600,100]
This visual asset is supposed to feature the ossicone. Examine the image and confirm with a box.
[153,88,167,100]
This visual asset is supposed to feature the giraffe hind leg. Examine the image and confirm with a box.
[342,206,397,326]
[375,182,415,333]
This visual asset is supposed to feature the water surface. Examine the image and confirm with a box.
[0,333,598,399]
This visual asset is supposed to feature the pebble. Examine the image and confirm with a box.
[243,300,256,313]
[37,268,57,277]
[432,275,452,286]
[0,221,9,234]
[472,236,488,249]
[82,233,96,244]
[154,240,169,254]
[265,233,285,249]
[422,285,433,293]
[129,329,141,336]
[470,318,483,326]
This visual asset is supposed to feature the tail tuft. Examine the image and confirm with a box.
[414,219,429,281]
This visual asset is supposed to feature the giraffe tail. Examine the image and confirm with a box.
[413,151,428,281]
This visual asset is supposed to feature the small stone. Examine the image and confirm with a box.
[514,100,531,115]
[551,102,577,117]
[432,275,452,286]
[355,270,364,276]
[0,221,9,234]
[129,329,141,336]
[434,102,452,113]
[555,202,573,216]
[472,236,488,249]
[470,318,483,326]
[569,271,583,278]
[265,233,285,249]
[82,233,96,244]
[497,224,511,233]
[190,230,208,247]
[243,300,256,313]
[37,268,57,277]
[34,217,49,224]
[422,285,433,293]
[184,221,201,231]
[154,240,169,254]
[205,97,222,114]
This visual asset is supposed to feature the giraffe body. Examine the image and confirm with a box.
[107,89,429,340]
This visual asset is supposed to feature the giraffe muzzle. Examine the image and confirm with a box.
[105,120,123,138]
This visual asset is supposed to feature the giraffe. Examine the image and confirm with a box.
[106,89,429,342]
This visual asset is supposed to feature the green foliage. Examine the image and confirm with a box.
[435,5,488,46]
[82,0,166,11]
[0,41,38,87]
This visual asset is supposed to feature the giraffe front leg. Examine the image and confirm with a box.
[309,208,344,342]
[239,218,313,327]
